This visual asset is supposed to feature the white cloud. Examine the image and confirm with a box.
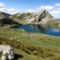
[7,8,22,14]
[0,3,6,13]
[0,3,5,8]
[26,9,34,12]
[26,5,54,13]
[17,4,60,18]
[0,2,60,18]
[36,4,60,18]
[0,2,22,14]
[37,5,54,11]
[48,3,60,18]
[0,8,6,12]
[55,3,60,7]
[49,7,60,18]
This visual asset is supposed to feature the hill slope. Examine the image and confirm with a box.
[12,10,53,24]
[46,19,60,29]
[0,28,60,60]
[0,11,20,28]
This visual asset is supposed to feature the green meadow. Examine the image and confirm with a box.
[0,28,60,60]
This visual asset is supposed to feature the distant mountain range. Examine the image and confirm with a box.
[0,10,54,28]
[12,10,54,24]
[0,11,20,28]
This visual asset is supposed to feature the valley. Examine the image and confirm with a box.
[0,10,60,60]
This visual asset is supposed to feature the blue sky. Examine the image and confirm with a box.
[0,0,60,18]
[0,0,60,10]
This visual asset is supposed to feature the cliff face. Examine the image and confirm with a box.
[0,12,10,19]
[30,10,53,24]
[38,10,53,24]
[0,12,10,26]
[12,10,53,25]
[0,10,54,28]
[0,12,20,28]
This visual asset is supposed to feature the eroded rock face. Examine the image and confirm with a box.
[30,10,53,24]
[0,45,14,60]
[0,12,10,26]
[13,10,53,25]
[0,12,20,28]
[0,12,10,19]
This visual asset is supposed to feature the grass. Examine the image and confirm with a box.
[12,13,33,24]
[46,19,60,29]
[0,28,60,60]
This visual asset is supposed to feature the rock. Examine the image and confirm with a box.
[1,56,7,60]
[0,45,14,60]
[31,10,54,24]
[8,54,14,60]
[1,51,8,60]
[12,9,54,25]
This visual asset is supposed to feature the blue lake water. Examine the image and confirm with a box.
[18,24,39,32]
[17,24,60,36]
[46,27,60,36]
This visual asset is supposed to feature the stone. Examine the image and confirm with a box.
[0,45,14,60]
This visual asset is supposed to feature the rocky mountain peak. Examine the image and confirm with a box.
[0,11,10,19]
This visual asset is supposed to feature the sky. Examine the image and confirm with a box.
[0,0,60,18]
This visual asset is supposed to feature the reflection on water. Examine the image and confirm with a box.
[17,24,39,32]
[17,24,60,36]
[46,26,60,36]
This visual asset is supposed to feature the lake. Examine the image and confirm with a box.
[17,24,60,36]
[46,26,60,36]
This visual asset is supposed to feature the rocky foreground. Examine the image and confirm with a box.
[0,45,14,60]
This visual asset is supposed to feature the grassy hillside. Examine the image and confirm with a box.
[46,19,60,29]
[12,13,33,24]
[13,13,33,19]
[0,28,60,60]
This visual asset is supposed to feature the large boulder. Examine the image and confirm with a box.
[0,45,14,60]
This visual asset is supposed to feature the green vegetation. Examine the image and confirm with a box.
[0,10,60,60]
[46,19,60,29]
[12,13,33,24]
[14,13,33,19]
[0,28,60,60]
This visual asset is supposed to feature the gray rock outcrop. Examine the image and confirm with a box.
[0,45,14,60]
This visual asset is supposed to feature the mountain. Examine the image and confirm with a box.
[46,19,60,29]
[0,10,54,28]
[13,12,33,19]
[27,10,53,24]
[12,10,54,24]
[12,12,34,24]
[0,12,10,19]
[0,11,20,28]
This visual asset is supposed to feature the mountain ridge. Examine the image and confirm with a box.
[0,10,54,28]
[12,10,54,24]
